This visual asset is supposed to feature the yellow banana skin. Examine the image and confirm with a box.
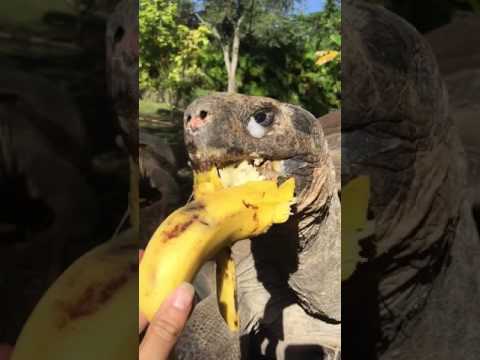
[11,231,137,360]
[139,177,295,321]
[341,176,374,280]
[216,248,239,331]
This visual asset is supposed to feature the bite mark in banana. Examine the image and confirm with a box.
[139,168,295,321]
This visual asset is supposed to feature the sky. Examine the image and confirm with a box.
[300,0,326,14]
[193,0,327,14]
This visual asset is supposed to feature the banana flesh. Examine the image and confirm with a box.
[139,170,295,321]
[11,231,137,360]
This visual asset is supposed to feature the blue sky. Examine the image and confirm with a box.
[300,0,326,13]
[193,0,327,14]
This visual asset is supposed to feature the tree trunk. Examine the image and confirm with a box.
[222,16,244,93]
[222,42,238,93]
[227,20,242,93]
[196,13,244,93]
[227,69,237,93]
[221,44,234,93]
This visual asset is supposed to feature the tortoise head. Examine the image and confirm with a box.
[342,1,464,350]
[342,2,456,246]
[106,0,139,157]
[183,92,332,212]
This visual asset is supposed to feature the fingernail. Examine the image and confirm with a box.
[172,282,194,310]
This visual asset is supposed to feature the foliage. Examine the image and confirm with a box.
[140,0,341,116]
[199,0,298,28]
[234,0,341,114]
[194,0,302,93]
[139,0,211,106]
[139,99,171,116]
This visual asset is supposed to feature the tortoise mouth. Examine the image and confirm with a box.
[191,154,314,203]
[215,158,288,188]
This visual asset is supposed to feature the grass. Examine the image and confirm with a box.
[0,0,75,34]
[139,99,183,146]
[139,99,172,117]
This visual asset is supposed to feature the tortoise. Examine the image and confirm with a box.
[106,0,139,162]
[342,1,480,359]
[116,0,477,358]
[120,0,341,354]
[0,67,99,343]
[426,12,480,222]
[172,93,341,359]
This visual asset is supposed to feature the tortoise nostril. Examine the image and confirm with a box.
[199,110,208,119]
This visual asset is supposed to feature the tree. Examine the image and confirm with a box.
[139,0,341,115]
[139,0,210,106]
[230,1,341,114]
[194,0,300,93]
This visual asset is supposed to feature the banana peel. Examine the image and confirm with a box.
[216,248,239,331]
[11,230,137,360]
[139,169,295,322]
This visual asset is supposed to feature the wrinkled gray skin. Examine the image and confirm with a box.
[426,13,480,212]
[138,132,180,247]
[343,1,480,359]
[0,69,97,278]
[320,111,341,189]
[174,93,341,359]
[106,0,139,160]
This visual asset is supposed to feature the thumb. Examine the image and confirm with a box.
[0,344,12,360]
[139,283,194,360]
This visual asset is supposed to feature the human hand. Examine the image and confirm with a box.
[0,344,12,360]
[139,251,194,360]
[139,283,194,359]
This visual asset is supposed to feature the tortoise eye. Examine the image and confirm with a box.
[253,111,274,127]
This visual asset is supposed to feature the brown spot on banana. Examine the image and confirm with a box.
[184,201,206,211]
[56,264,134,328]
[242,200,259,210]
[162,216,198,240]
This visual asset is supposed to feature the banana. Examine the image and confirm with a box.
[139,170,295,321]
[216,248,239,331]
[341,176,374,280]
[11,230,137,360]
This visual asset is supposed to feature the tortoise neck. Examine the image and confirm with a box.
[296,159,338,250]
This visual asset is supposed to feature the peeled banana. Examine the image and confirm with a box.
[11,230,137,360]
[139,169,295,321]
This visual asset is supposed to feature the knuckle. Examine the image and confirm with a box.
[150,316,181,343]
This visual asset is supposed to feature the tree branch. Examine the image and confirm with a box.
[223,43,232,76]
[228,14,244,93]
[194,13,221,41]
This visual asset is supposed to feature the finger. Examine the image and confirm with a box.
[0,344,13,360]
[139,311,148,334]
[138,249,147,333]
[139,282,194,360]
